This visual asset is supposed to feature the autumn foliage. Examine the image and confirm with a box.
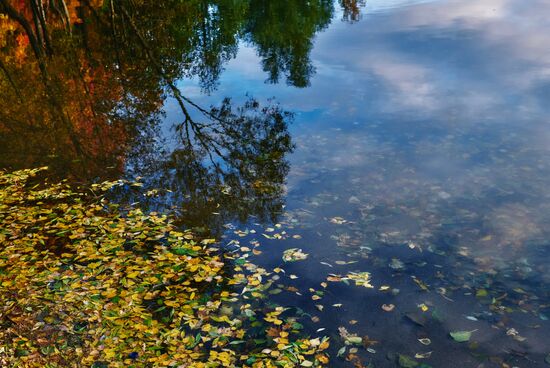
[0,167,330,367]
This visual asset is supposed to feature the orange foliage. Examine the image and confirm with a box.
[0,1,129,178]
[0,13,28,64]
[14,33,28,62]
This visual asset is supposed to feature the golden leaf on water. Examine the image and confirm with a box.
[0,168,331,367]
[282,248,308,262]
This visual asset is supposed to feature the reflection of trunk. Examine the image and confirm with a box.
[119,5,227,174]
[0,0,52,59]
[50,0,67,30]
[0,0,52,97]
[0,0,45,63]
[0,0,85,158]
[49,93,87,158]
[108,0,123,69]
[58,0,72,31]
[30,0,53,55]
[0,59,23,102]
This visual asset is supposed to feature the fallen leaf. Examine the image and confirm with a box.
[450,330,475,342]
[398,354,419,367]
[414,351,432,359]
[282,248,308,262]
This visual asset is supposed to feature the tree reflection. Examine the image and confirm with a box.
[132,97,294,234]
[244,0,333,87]
[340,0,366,23]
[0,0,358,228]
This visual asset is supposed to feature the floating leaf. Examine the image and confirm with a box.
[412,276,429,291]
[450,330,475,342]
[0,168,331,367]
[415,351,432,359]
[475,289,488,298]
[329,217,347,224]
[344,272,374,288]
[346,336,363,345]
[418,303,429,312]
[282,248,308,262]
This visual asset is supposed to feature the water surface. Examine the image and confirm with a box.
[2,0,550,366]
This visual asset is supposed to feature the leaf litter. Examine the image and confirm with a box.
[0,168,331,367]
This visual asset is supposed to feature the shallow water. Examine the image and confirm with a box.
[2,0,550,366]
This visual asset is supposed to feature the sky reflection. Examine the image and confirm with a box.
[178,0,550,255]
[164,2,550,365]
[2,0,550,365]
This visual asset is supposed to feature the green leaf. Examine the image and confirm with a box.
[346,336,363,345]
[450,330,473,342]
[171,247,197,256]
[337,346,346,357]
[398,354,419,368]
[246,357,257,365]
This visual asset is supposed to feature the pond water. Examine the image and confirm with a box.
[2,0,550,366]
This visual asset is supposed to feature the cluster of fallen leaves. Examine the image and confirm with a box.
[0,168,329,367]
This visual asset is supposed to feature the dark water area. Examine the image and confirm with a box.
[2,0,550,366]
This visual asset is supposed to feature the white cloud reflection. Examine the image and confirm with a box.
[174,0,550,261]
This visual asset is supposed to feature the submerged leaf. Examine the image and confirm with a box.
[398,354,419,367]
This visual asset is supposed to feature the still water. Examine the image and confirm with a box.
[2,0,550,366]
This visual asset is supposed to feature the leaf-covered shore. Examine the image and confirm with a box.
[0,168,329,367]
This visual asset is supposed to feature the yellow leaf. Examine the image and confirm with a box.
[127,271,140,279]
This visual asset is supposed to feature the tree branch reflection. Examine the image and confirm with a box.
[0,0,306,229]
